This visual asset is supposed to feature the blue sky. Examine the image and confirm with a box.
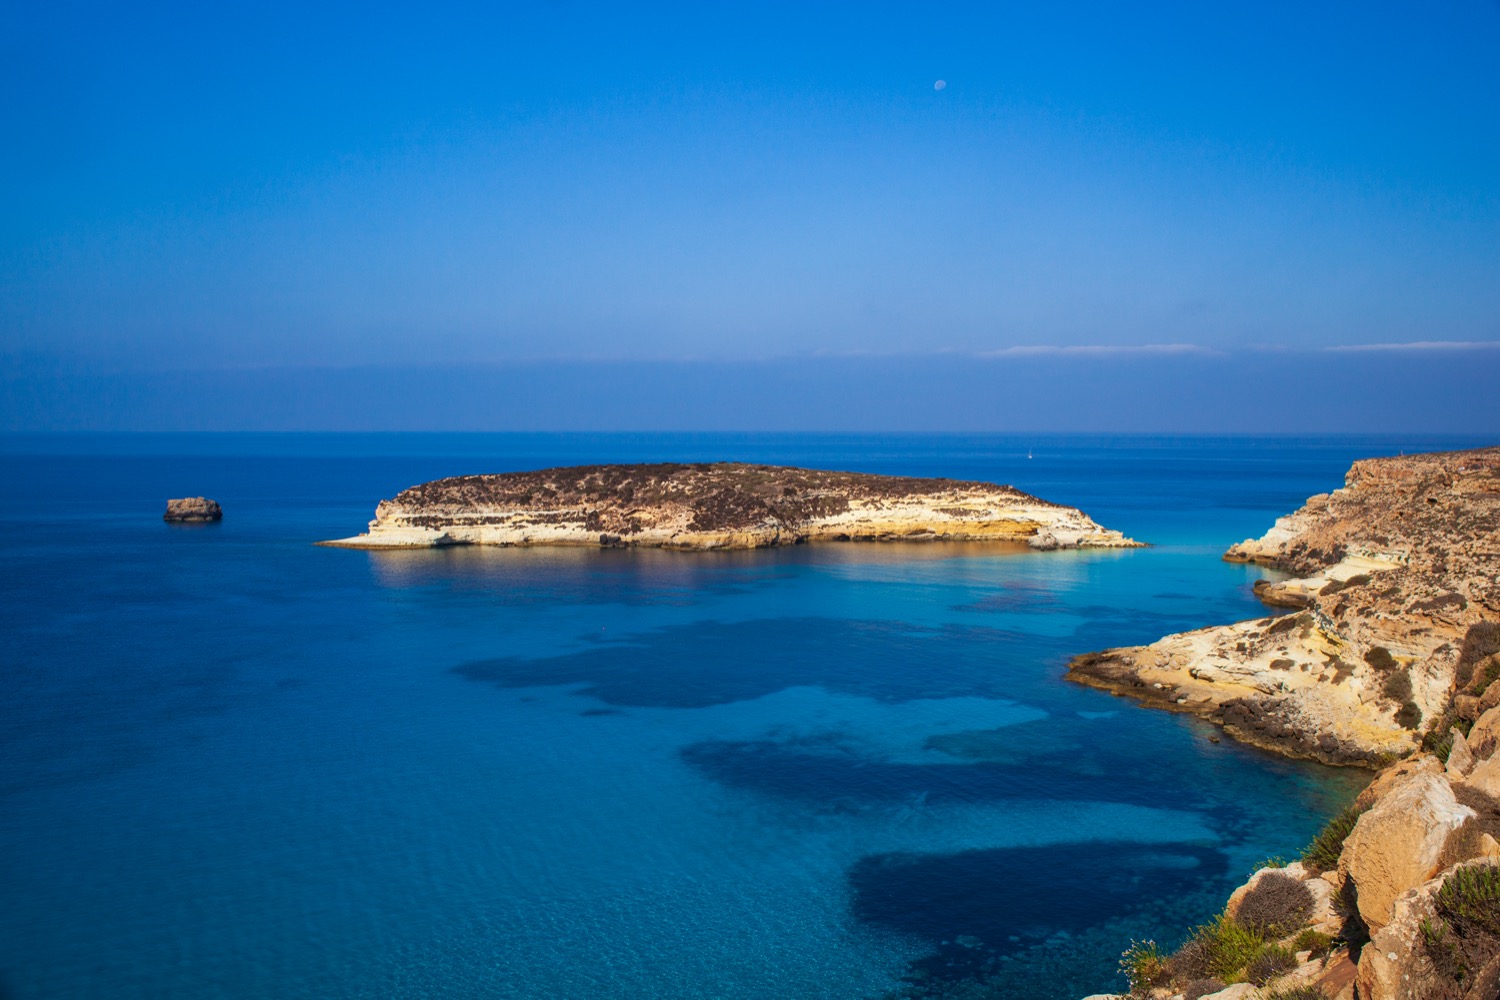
[3,2,1498,430]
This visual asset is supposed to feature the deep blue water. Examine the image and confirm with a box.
[0,433,1486,1000]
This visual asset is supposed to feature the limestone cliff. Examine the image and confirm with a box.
[1068,446,1500,766]
[320,462,1140,552]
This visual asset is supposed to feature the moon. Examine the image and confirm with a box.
[934,80,947,91]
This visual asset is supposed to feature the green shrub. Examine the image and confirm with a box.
[1180,913,1266,982]
[1245,943,1297,986]
[1235,872,1315,938]
[1301,804,1366,870]
[1382,669,1413,703]
[1291,928,1334,958]
[1363,646,1397,671]
[1397,700,1423,730]
[1436,863,1500,936]
[1424,719,1458,763]
[1119,939,1170,995]
[1250,855,1289,875]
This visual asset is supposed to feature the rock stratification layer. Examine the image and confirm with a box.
[1068,446,1500,766]
[320,462,1140,552]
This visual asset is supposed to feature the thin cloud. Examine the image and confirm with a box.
[1324,341,1500,353]
[977,343,1221,358]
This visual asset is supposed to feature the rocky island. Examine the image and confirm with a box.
[163,497,222,522]
[320,462,1141,552]
[1070,446,1500,1000]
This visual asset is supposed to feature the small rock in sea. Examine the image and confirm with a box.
[164,497,222,522]
[1209,735,1221,743]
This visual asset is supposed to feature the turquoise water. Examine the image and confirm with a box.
[1,434,1479,999]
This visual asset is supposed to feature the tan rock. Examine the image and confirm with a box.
[1357,862,1500,1000]
[1357,885,1440,1000]
[1338,769,1475,930]
[1311,950,1359,1000]
[1481,833,1500,860]
[1447,729,1476,779]
[1200,985,1258,1000]
[1355,754,1443,810]
[1471,705,1500,760]
[1464,752,1500,799]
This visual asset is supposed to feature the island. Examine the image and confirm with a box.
[163,497,222,522]
[1070,446,1500,1000]
[319,462,1141,551]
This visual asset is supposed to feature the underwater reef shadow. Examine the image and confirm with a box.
[453,617,1039,708]
[851,841,1228,991]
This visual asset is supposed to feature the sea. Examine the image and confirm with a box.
[0,432,1486,1000]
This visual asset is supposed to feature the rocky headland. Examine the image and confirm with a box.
[320,462,1141,552]
[1071,446,1500,1000]
[1069,447,1500,768]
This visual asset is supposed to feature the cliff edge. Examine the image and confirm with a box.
[1068,446,1500,767]
[320,462,1141,552]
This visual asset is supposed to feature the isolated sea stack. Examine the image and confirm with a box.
[320,462,1140,552]
[164,497,223,522]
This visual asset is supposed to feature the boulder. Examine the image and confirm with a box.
[1356,873,1443,1000]
[164,497,222,522]
[1464,752,1500,799]
[1339,769,1475,930]
[1471,705,1500,760]
[1447,729,1476,779]
[1355,754,1443,810]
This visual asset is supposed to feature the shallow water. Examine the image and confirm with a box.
[0,433,1480,999]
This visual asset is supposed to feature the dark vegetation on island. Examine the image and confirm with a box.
[389,462,1056,534]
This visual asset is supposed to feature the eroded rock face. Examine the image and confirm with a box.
[320,463,1141,552]
[164,497,222,522]
[1069,446,1500,765]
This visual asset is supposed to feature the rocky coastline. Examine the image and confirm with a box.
[320,462,1141,552]
[1070,446,1500,1000]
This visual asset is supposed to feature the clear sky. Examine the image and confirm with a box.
[3,2,1498,431]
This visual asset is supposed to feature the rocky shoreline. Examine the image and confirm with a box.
[1069,447,1500,768]
[1070,446,1500,1000]
[320,462,1141,552]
